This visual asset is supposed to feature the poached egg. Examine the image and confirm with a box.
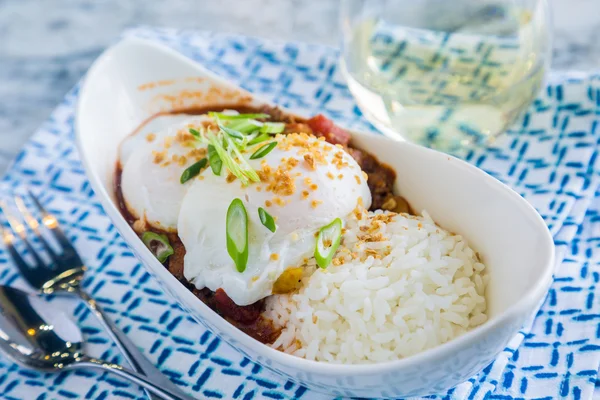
[120,115,371,305]
[119,115,210,231]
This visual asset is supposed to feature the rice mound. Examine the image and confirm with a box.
[265,208,488,364]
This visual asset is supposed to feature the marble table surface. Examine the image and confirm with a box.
[0,0,599,173]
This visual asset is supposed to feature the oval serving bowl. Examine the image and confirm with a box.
[75,38,555,399]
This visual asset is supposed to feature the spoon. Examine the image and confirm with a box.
[0,285,197,400]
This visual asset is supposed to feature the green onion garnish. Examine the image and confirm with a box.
[226,198,249,273]
[250,142,277,160]
[227,119,263,134]
[210,112,270,120]
[207,132,259,185]
[207,144,222,176]
[248,132,271,146]
[180,158,208,183]
[220,124,244,140]
[314,218,343,269]
[142,232,174,263]
[223,134,260,183]
[192,112,270,185]
[189,128,201,138]
[207,131,244,182]
[260,122,285,134]
[258,207,276,233]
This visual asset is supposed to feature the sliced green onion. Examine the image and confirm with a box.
[224,135,260,183]
[220,124,244,140]
[196,117,264,185]
[207,145,222,176]
[208,132,246,184]
[180,158,208,183]
[260,122,285,134]
[248,132,271,146]
[227,119,263,134]
[142,232,174,263]
[222,133,229,149]
[314,218,343,269]
[210,112,270,120]
[226,198,249,273]
[189,128,201,138]
[249,142,277,160]
[258,207,276,233]
[207,132,259,185]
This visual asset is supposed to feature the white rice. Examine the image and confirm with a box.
[264,208,488,364]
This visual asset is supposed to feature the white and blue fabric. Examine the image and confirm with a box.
[0,27,599,400]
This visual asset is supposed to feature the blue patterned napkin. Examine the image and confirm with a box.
[0,27,599,400]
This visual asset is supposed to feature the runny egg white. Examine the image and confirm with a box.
[120,115,371,306]
[119,115,210,231]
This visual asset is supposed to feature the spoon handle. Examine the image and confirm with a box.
[74,288,188,399]
[74,356,198,400]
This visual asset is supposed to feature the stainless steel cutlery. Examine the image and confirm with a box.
[0,191,196,400]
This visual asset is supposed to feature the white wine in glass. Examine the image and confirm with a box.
[340,0,551,152]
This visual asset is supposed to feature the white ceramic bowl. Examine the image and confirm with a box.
[75,38,555,399]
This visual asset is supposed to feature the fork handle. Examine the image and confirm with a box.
[75,288,190,400]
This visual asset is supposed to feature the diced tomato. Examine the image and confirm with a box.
[306,114,351,146]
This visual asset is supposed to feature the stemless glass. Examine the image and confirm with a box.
[340,0,551,152]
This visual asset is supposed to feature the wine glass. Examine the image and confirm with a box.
[340,0,551,152]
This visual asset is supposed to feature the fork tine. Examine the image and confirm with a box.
[14,195,59,261]
[27,190,72,251]
[0,221,29,270]
[0,201,44,269]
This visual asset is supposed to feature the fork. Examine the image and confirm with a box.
[0,191,194,400]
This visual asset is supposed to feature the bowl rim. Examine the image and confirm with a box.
[75,37,555,375]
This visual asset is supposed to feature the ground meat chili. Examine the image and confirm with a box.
[115,105,411,344]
